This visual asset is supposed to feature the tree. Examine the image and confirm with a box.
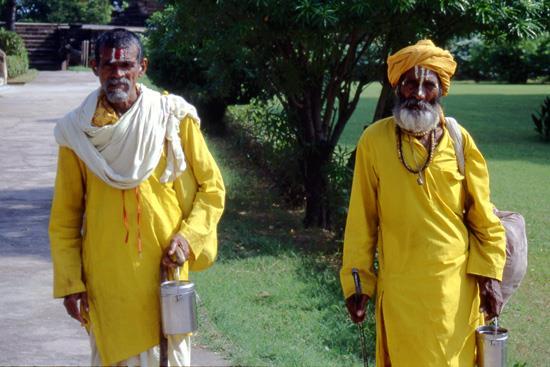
[1,0,16,31]
[370,0,548,121]
[150,0,547,228]
[16,0,114,24]
[146,5,261,135]
[451,33,550,83]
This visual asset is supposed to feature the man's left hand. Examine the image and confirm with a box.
[477,276,503,321]
[162,234,190,270]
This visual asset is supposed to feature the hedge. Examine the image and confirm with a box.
[7,54,29,78]
[0,28,29,78]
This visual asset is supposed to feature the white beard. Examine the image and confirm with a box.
[393,104,440,133]
[106,89,130,103]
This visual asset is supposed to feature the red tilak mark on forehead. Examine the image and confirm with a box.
[114,48,123,60]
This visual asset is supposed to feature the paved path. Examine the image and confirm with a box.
[0,71,229,366]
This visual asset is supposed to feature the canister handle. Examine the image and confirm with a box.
[160,266,181,282]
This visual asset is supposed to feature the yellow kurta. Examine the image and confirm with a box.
[340,117,506,367]
[49,99,225,365]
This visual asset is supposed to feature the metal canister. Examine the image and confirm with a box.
[160,280,197,335]
[476,325,508,367]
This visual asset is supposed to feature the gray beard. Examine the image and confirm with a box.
[105,90,130,104]
[103,78,131,104]
[393,99,441,133]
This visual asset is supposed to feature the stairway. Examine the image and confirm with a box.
[15,23,61,70]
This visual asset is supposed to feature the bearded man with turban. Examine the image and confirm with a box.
[340,40,506,366]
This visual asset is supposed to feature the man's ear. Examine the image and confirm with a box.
[90,59,99,76]
[139,58,149,76]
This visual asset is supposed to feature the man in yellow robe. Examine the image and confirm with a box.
[340,40,506,366]
[49,29,225,366]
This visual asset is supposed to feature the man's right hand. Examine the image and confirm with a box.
[345,294,369,324]
[63,292,88,325]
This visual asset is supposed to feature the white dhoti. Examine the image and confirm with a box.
[90,329,191,367]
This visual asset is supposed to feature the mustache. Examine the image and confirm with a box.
[106,78,131,88]
[400,98,434,110]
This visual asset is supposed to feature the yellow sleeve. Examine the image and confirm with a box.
[177,116,225,258]
[340,131,379,299]
[463,130,506,280]
[49,147,86,298]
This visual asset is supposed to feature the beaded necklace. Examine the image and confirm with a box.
[396,126,436,185]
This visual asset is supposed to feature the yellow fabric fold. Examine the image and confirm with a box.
[387,39,457,95]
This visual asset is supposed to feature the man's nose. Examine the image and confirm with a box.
[111,66,125,77]
[412,86,426,100]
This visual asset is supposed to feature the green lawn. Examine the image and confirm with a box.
[190,82,549,366]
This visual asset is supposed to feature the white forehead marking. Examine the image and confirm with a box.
[108,48,126,63]
[414,65,419,79]
[418,67,426,97]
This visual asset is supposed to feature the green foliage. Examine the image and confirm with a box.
[229,100,304,204]
[452,33,550,83]
[0,28,28,78]
[6,54,28,78]
[17,0,113,24]
[0,28,26,56]
[532,97,550,141]
[229,99,354,224]
[145,4,260,126]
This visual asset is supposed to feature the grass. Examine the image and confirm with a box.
[189,82,549,366]
[67,65,92,72]
[7,68,38,84]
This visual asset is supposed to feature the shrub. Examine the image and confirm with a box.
[228,99,305,205]
[0,28,27,57]
[0,29,29,78]
[532,97,550,142]
[7,54,29,78]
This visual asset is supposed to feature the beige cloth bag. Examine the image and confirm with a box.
[446,117,528,308]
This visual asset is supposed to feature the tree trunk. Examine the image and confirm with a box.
[302,143,332,228]
[5,0,16,31]
[372,76,395,123]
[196,98,227,136]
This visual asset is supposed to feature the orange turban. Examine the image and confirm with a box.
[387,39,457,96]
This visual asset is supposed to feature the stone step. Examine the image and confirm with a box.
[29,59,60,70]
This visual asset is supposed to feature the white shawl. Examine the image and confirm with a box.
[54,84,200,189]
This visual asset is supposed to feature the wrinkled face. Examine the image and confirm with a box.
[399,66,441,104]
[393,66,442,133]
[93,44,144,104]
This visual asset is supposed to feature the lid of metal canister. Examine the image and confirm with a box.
[475,326,509,341]
[161,280,195,296]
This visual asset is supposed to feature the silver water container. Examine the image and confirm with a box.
[160,280,197,335]
[476,325,508,367]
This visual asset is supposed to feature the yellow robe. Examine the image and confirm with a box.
[340,117,506,367]
[49,99,225,365]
